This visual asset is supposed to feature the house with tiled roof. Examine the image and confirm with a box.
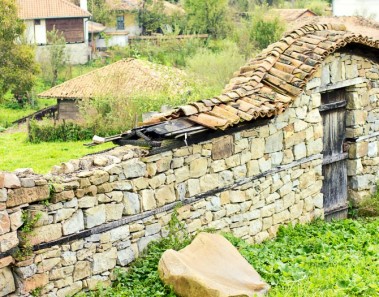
[17,0,91,64]
[38,58,189,120]
[93,0,185,49]
[273,8,317,22]
[106,23,379,221]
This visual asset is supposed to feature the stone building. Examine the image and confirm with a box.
[0,23,379,296]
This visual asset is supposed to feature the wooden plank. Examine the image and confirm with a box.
[46,18,84,43]
[322,152,348,165]
[319,100,347,112]
[313,77,367,93]
[212,135,234,160]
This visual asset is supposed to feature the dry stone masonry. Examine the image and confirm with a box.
[1,39,379,296]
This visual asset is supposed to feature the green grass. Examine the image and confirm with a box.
[82,218,379,297]
[226,218,379,296]
[0,132,115,174]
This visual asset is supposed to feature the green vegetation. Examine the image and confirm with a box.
[226,219,379,296]
[0,0,39,104]
[357,186,379,217]
[78,208,192,297]
[13,210,42,261]
[79,217,379,297]
[0,132,114,173]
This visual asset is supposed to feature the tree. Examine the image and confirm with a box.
[88,0,115,26]
[184,0,230,38]
[41,27,67,87]
[0,0,39,103]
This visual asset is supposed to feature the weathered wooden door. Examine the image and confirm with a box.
[320,89,348,220]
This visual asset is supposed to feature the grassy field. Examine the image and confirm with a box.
[82,217,379,297]
[0,132,115,174]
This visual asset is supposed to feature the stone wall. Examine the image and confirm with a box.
[0,51,378,296]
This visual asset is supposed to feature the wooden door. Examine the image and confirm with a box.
[320,89,348,220]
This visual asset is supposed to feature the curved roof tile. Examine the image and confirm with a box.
[143,23,379,131]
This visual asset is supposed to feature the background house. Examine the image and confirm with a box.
[273,8,317,23]
[17,0,91,64]
[38,58,189,120]
[333,0,379,22]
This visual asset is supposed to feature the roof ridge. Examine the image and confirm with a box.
[60,0,91,16]
[141,23,379,129]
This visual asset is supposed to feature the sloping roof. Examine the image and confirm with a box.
[17,0,91,20]
[139,23,379,136]
[88,21,106,33]
[38,59,188,99]
[273,9,317,22]
[106,0,184,15]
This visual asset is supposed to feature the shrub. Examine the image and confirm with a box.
[186,41,246,89]
[357,185,379,217]
[249,5,285,49]
[28,119,93,143]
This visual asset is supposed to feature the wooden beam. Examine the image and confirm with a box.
[312,77,367,93]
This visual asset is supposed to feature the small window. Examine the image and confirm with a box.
[34,19,41,25]
[116,16,124,30]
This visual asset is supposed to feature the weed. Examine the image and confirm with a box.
[13,210,42,261]
[30,287,42,297]
[357,186,379,217]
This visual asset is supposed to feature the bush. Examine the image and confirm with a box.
[28,119,93,143]
[249,5,285,49]
[357,185,379,217]
[186,41,246,89]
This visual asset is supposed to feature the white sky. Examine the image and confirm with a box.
[333,0,379,21]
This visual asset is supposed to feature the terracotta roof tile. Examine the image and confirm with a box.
[17,0,91,19]
[141,23,379,134]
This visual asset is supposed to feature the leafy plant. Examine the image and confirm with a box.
[357,185,379,217]
[226,218,379,296]
[13,210,42,261]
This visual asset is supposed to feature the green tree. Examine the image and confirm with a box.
[184,0,230,38]
[41,27,67,87]
[88,0,115,26]
[138,0,167,35]
[0,0,39,103]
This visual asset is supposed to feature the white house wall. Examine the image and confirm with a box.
[333,0,379,21]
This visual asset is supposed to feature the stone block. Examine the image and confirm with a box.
[0,231,18,252]
[56,281,82,297]
[346,110,367,126]
[156,184,176,206]
[174,166,190,183]
[3,173,20,189]
[0,211,10,235]
[6,185,49,207]
[89,170,110,185]
[347,159,363,176]
[62,210,84,235]
[73,261,91,281]
[229,191,246,203]
[117,248,135,266]
[55,208,76,223]
[305,109,322,123]
[141,189,156,211]
[345,64,358,79]
[368,142,378,157]
[247,160,260,177]
[78,195,97,208]
[250,138,265,159]
[105,203,124,222]
[265,131,283,153]
[190,158,208,178]
[28,224,62,245]
[156,156,172,173]
[51,190,75,204]
[37,257,61,273]
[138,234,160,252]
[250,219,263,236]
[307,138,323,156]
[232,165,247,179]
[273,210,290,225]
[123,159,147,179]
[123,192,140,215]
[110,225,130,241]
[84,205,106,228]
[200,174,220,192]
[0,189,6,202]
[93,247,117,274]
[22,273,48,294]
[349,142,368,158]
[258,157,271,172]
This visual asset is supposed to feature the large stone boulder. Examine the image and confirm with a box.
[158,233,269,297]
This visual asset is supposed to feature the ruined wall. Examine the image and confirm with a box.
[0,51,378,296]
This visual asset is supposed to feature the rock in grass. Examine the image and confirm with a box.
[158,232,269,297]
